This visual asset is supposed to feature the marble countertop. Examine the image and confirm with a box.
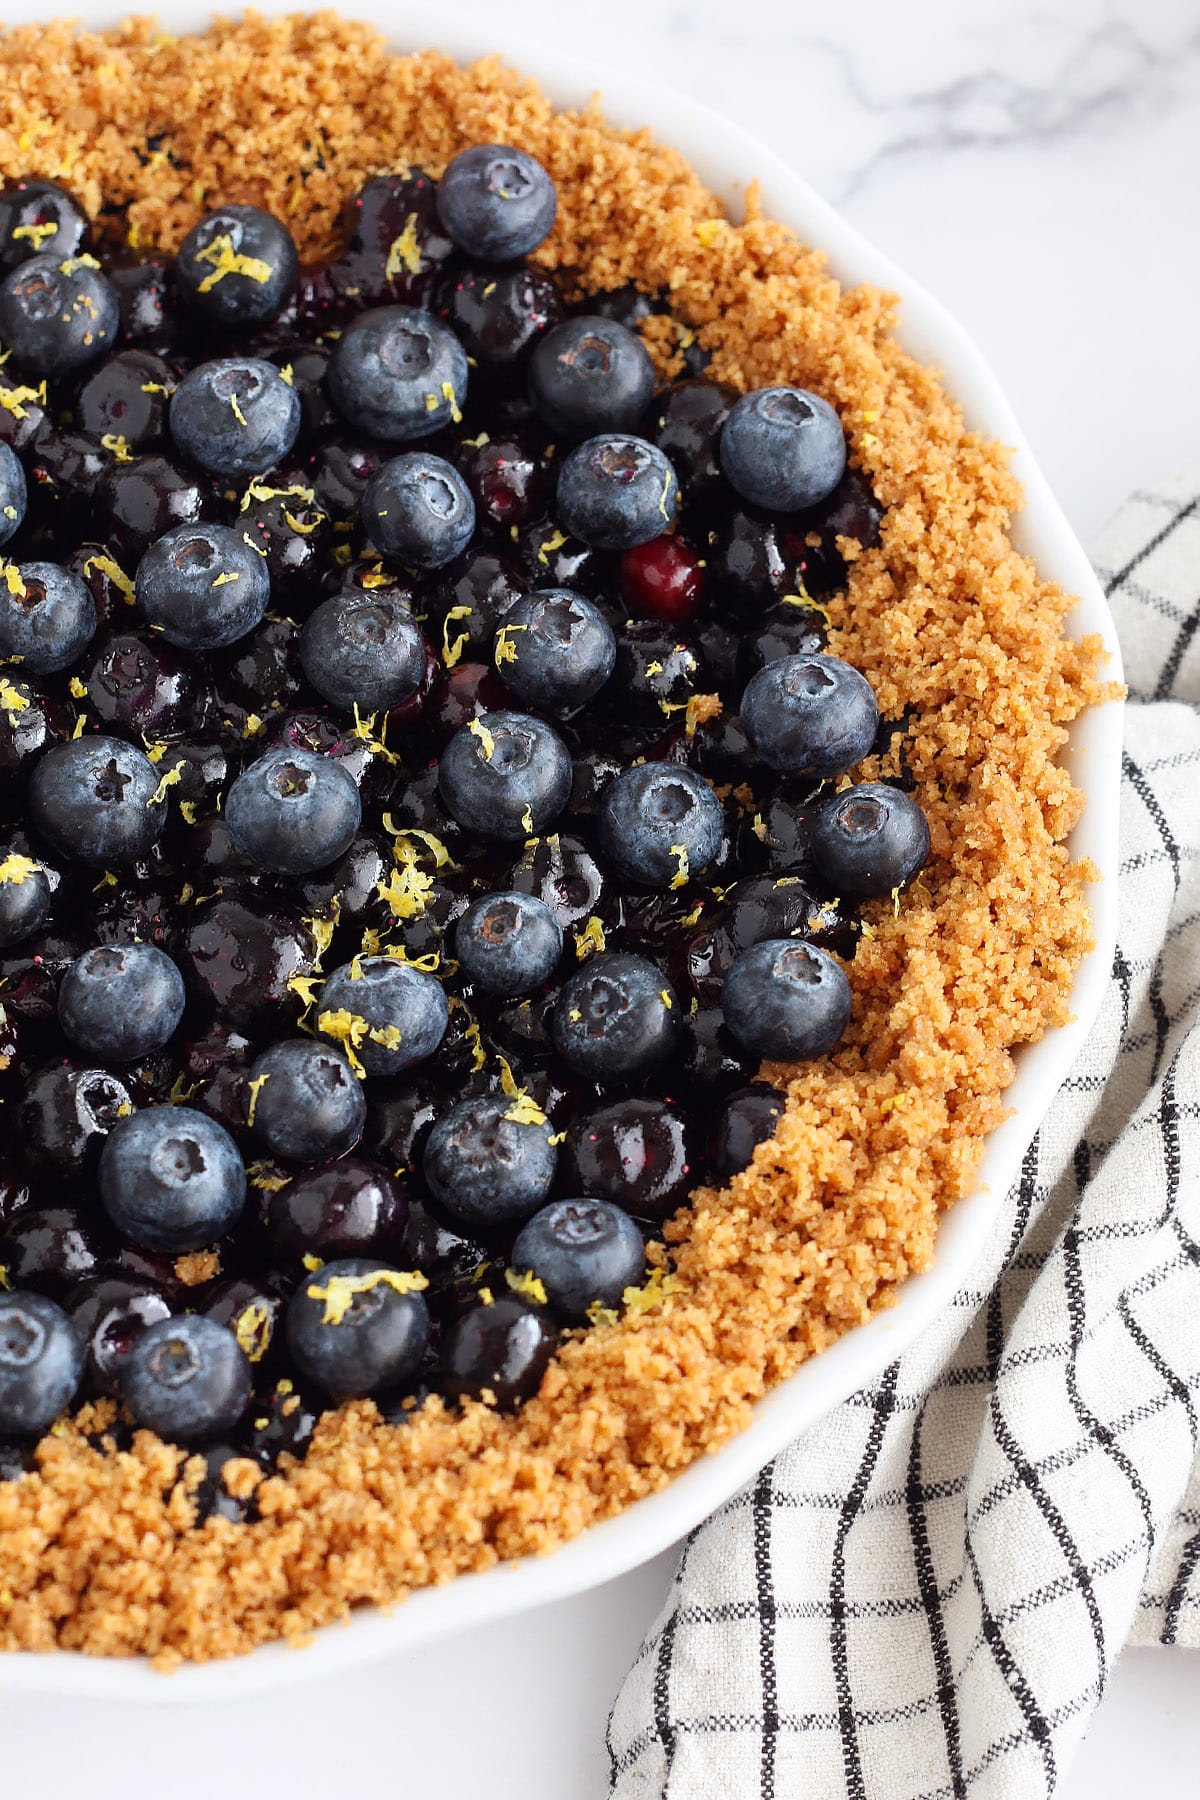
[3,0,1198,1793]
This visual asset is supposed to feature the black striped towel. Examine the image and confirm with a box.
[606,476,1200,1798]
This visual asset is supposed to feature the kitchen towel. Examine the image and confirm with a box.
[606,474,1200,1800]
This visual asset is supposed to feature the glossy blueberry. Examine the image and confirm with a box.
[721,938,852,1059]
[76,349,174,450]
[58,943,185,1062]
[0,561,96,675]
[0,1291,84,1435]
[169,358,301,479]
[327,305,469,441]
[528,316,655,440]
[317,956,449,1078]
[741,653,879,778]
[175,204,299,329]
[712,1084,785,1180]
[0,252,117,375]
[29,736,166,865]
[122,1315,252,1443]
[246,1039,366,1164]
[0,442,26,546]
[808,781,931,898]
[67,1273,174,1399]
[564,1097,693,1221]
[264,1158,409,1261]
[439,710,572,842]
[598,764,722,889]
[438,266,561,369]
[0,848,51,948]
[286,1256,430,1398]
[493,588,615,716]
[363,452,475,570]
[511,1198,645,1325]
[0,178,90,272]
[436,144,557,261]
[551,953,679,1081]
[455,889,562,996]
[298,590,425,716]
[135,521,271,649]
[423,1095,557,1231]
[225,745,361,876]
[719,385,847,512]
[98,1106,247,1253]
[556,435,679,551]
[441,1297,557,1410]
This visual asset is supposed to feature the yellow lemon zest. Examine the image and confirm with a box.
[536,528,566,566]
[68,675,88,698]
[234,1301,273,1362]
[440,380,463,424]
[11,219,58,250]
[286,971,323,1027]
[2,565,27,597]
[0,678,29,714]
[92,870,117,892]
[100,432,133,463]
[315,1007,370,1077]
[586,1300,620,1328]
[82,551,135,603]
[306,1267,428,1326]
[383,823,458,871]
[193,233,272,293]
[239,477,316,513]
[241,712,266,738]
[301,1253,324,1273]
[0,380,46,420]
[384,213,423,278]
[505,1268,548,1306]
[277,363,294,387]
[0,852,41,885]
[622,1266,685,1317]
[376,862,434,922]
[681,901,705,928]
[573,915,606,960]
[147,760,185,806]
[167,1074,199,1106]
[695,219,724,247]
[212,569,240,588]
[463,1018,487,1074]
[246,1161,290,1195]
[668,843,690,890]
[477,1286,494,1306]
[302,900,339,972]
[229,393,248,427]
[178,799,199,826]
[468,716,496,761]
[245,1073,271,1125]
[72,711,88,739]
[441,603,473,669]
[644,660,664,677]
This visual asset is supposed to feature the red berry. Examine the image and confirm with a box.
[620,536,704,624]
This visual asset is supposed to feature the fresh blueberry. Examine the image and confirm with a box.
[245,1038,366,1163]
[98,1105,246,1253]
[436,145,557,261]
[298,590,426,715]
[225,745,361,876]
[58,943,186,1062]
[0,178,90,272]
[67,1273,174,1399]
[0,847,51,948]
[363,452,475,570]
[0,1291,83,1434]
[598,764,722,889]
[438,710,572,842]
[423,1095,557,1231]
[327,305,468,441]
[712,1083,785,1179]
[29,735,166,865]
[122,1314,252,1443]
[741,653,879,777]
[169,357,301,478]
[528,316,655,439]
[286,1255,430,1398]
[317,956,449,1077]
[510,1198,645,1324]
[492,588,615,716]
[719,385,847,511]
[135,521,271,649]
[0,442,27,545]
[720,938,852,1059]
[441,1297,558,1409]
[0,561,96,675]
[454,889,562,995]
[175,204,299,329]
[0,251,118,375]
[551,953,679,1081]
[556,435,679,550]
[808,781,931,898]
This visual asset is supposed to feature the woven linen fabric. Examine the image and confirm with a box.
[607,475,1200,1800]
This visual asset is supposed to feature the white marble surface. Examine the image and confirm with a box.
[3,0,1200,1792]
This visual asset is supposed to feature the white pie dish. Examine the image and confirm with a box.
[0,0,1124,1699]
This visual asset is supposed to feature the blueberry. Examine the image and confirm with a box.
[441,1297,558,1409]
[492,588,615,716]
[712,1083,785,1179]
[245,1038,366,1163]
[67,1273,174,1398]
[438,710,572,842]
[510,1198,645,1324]
[0,252,118,376]
[721,938,851,1059]
[719,385,847,512]
[0,178,90,273]
[564,1097,694,1221]
[437,266,562,368]
[169,358,301,478]
[225,745,361,876]
[298,590,426,715]
[98,1105,246,1253]
[423,1095,557,1231]
[741,653,879,777]
[29,735,166,865]
[58,943,186,1062]
[0,847,51,948]
[528,316,655,440]
[0,1291,84,1434]
[808,781,931,898]
[598,764,722,889]
[76,349,174,451]
[327,305,468,441]
[455,889,562,995]
[436,145,557,261]
[0,442,27,545]
[556,435,679,550]
[551,953,679,1081]
[176,204,299,330]
[317,956,449,1077]
[122,1315,252,1443]
[135,521,271,649]
[0,561,96,675]
[363,452,475,570]
[285,1255,430,1398]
